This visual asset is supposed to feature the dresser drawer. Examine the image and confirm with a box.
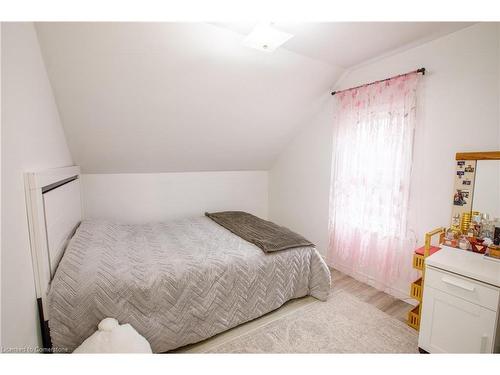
[425,266,499,311]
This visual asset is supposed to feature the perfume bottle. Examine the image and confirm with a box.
[472,211,482,234]
[479,214,494,241]
[466,222,478,239]
[445,214,462,247]
[494,218,500,246]
[458,235,471,251]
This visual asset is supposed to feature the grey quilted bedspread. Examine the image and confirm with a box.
[48,217,331,353]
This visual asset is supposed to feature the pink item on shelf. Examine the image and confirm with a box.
[414,245,441,256]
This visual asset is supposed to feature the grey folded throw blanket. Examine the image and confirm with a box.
[205,211,314,253]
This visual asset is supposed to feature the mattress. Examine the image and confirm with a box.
[48,217,331,353]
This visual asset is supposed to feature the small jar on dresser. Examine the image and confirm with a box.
[418,246,500,353]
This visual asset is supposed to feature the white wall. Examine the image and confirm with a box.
[1,23,73,350]
[269,23,500,298]
[82,171,268,223]
[269,95,333,256]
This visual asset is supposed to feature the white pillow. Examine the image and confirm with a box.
[73,318,152,353]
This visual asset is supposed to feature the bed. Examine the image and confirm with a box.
[24,167,331,353]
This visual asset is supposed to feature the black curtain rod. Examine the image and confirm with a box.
[331,67,425,96]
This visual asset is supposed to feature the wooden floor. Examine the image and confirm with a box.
[175,268,414,352]
[330,268,412,323]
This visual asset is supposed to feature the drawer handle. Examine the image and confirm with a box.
[441,277,475,292]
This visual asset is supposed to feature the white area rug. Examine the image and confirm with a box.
[206,290,418,353]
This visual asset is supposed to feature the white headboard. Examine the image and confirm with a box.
[24,166,82,328]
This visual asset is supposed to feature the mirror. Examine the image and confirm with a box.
[447,152,500,253]
[473,160,500,219]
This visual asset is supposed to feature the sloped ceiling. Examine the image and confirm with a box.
[36,22,473,173]
[216,22,474,67]
[36,22,343,173]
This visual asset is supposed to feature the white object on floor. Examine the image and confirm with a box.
[73,318,152,353]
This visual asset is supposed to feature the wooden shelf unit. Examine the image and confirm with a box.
[407,227,445,331]
[410,277,423,302]
[408,305,420,330]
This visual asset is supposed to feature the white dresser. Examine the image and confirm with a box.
[418,246,500,353]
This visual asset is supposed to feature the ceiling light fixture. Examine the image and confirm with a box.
[242,23,293,53]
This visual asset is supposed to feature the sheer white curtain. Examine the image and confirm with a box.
[327,73,420,293]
